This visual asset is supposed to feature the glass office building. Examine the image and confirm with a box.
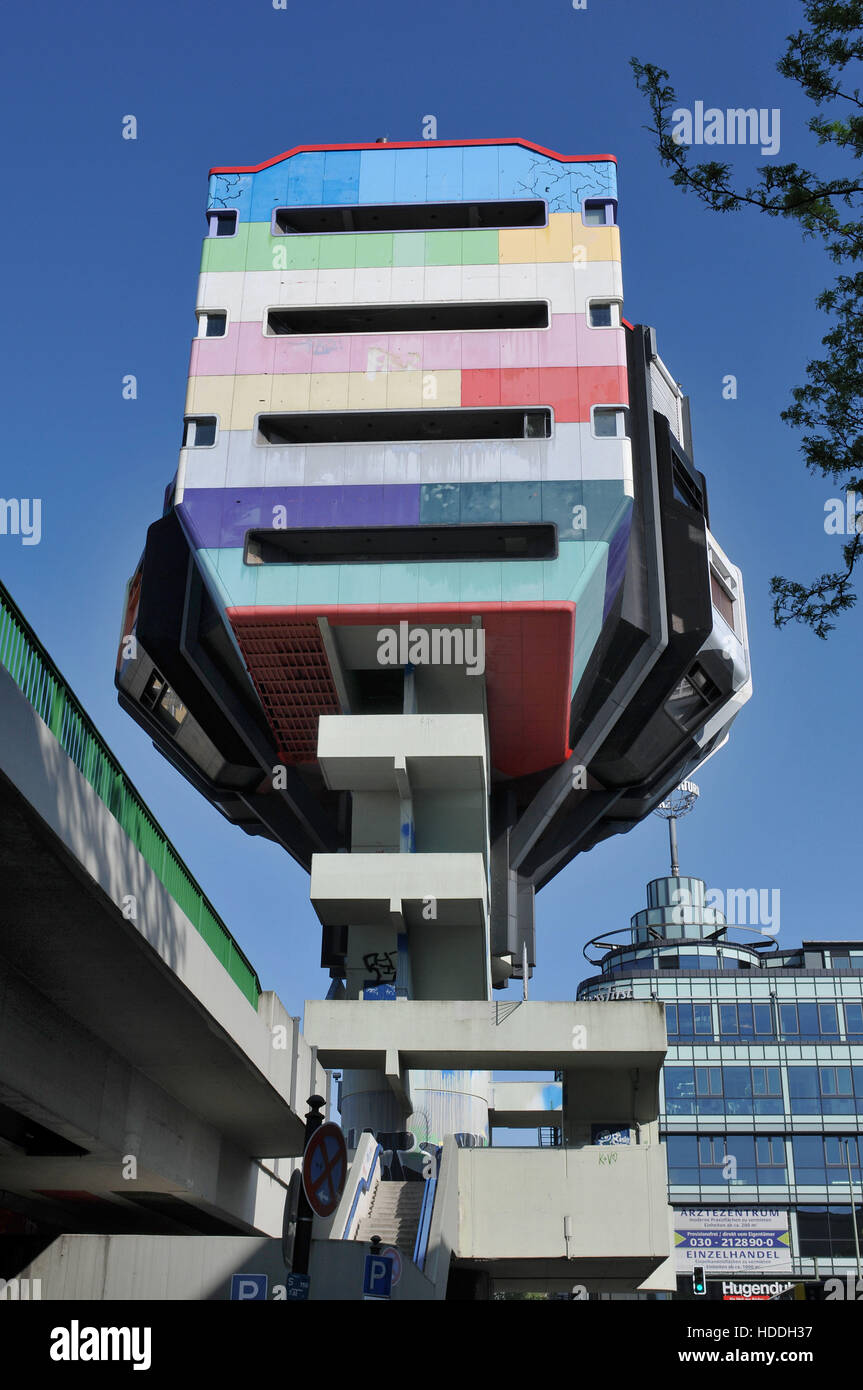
[577,870,863,1292]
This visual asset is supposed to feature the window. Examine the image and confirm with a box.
[717,1003,772,1038]
[583,198,617,227]
[246,522,558,566]
[593,407,628,439]
[798,1205,863,1258]
[256,407,551,446]
[196,311,227,338]
[845,1002,863,1035]
[780,1001,840,1039]
[182,416,217,447]
[710,568,736,631]
[789,1067,860,1116]
[669,1135,787,1186]
[672,459,704,512]
[664,1068,695,1115]
[751,1066,784,1115]
[587,301,620,328]
[793,1136,861,1185]
[272,198,547,235]
[207,210,238,238]
[265,301,549,336]
[141,670,188,734]
[666,1003,713,1039]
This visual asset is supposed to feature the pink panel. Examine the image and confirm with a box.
[574,319,628,368]
[460,332,502,370]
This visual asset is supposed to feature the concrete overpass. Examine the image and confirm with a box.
[0,581,325,1269]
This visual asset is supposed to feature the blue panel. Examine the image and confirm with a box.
[498,145,562,206]
[249,166,289,222]
[393,148,429,203]
[285,151,326,206]
[426,147,463,202]
[207,173,253,220]
[461,145,500,201]
[323,150,362,205]
[359,148,397,204]
[570,158,617,210]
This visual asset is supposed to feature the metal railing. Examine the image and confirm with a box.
[0,579,261,1008]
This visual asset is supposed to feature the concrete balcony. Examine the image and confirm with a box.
[317,713,487,794]
[309,852,488,930]
[447,1143,671,1284]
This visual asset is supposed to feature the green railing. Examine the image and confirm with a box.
[0,579,262,1009]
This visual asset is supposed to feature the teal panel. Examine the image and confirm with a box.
[500,482,542,523]
[379,563,421,605]
[569,544,609,694]
[419,484,460,524]
[457,561,503,603]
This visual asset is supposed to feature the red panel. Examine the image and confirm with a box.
[578,364,629,411]
[211,139,617,176]
[460,369,500,408]
[229,602,575,778]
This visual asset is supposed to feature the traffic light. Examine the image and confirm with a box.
[692,1266,707,1297]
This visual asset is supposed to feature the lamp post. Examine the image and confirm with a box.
[653,780,700,877]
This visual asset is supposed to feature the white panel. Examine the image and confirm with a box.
[196,271,245,319]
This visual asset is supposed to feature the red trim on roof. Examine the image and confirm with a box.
[621,317,635,331]
[209,139,617,176]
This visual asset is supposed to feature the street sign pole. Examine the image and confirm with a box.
[292,1094,326,1278]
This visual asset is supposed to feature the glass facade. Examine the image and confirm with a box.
[578,873,863,1281]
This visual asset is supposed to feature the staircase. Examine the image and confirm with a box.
[355,1181,426,1255]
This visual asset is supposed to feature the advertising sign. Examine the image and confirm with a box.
[674,1208,792,1273]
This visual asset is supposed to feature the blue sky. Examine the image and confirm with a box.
[1,0,858,1021]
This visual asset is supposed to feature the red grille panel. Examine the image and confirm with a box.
[230,618,340,763]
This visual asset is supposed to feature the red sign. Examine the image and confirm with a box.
[302,1123,348,1218]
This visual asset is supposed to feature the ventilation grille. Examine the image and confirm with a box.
[232,619,339,763]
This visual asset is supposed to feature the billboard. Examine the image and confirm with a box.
[674,1208,792,1273]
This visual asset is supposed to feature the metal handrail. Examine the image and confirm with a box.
[0,579,261,1008]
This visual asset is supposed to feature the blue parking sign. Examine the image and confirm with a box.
[363,1253,393,1299]
[230,1273,268,1301]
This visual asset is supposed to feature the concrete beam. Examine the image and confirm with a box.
[304,999,667,1074]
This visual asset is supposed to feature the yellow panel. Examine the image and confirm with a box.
[534,214,579,264]
[497,227,537,265]
[309,373,350,411]
[270,373,312,413]
[229,375,274,430]
[499,215,620,265]
[185,375,241,421]
[391,369,461,409]
[347,372,389,410]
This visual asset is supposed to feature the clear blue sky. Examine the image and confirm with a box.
[2,0,858,1020]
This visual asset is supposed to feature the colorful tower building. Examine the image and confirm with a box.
[117,139,752,1173]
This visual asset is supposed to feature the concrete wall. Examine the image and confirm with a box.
[454,1145,671,1266]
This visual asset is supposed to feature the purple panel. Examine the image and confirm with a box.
[601,506,633,623]
[178,485,421,549]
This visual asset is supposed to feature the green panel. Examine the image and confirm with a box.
[461,229,500,264]
[393,233,426,267]
[201,223,501,275]
[425,231,463,266]
[0,580,261,1009]
[354,234,395,269]
[199,224,252,274]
